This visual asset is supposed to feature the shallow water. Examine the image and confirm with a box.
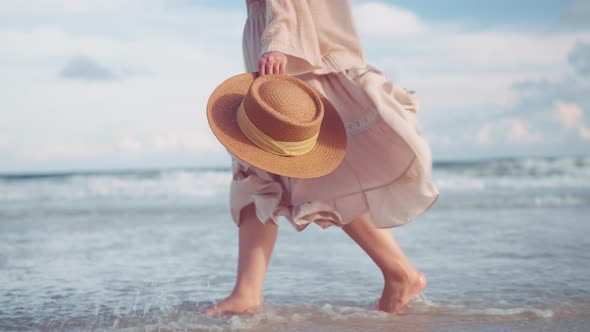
[1,156,589,331]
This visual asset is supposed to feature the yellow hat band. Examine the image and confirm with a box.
[236,100,319,157]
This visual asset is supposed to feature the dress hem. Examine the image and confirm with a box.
[230,152,440,232]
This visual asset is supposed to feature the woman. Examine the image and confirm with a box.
[206,0,439,315]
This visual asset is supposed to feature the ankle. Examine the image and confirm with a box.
[230,287,263,304]
[382,265,417,284]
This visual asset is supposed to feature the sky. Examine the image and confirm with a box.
[0,0,589,173]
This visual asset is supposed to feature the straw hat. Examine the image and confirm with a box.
[206,72,347,178]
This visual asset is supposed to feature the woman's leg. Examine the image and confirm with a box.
[342,214,426,314]
[205,203,278,314]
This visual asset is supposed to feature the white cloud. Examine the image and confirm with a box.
[508,118,544,143]
[349,1,589,160]
[24,144,113,161]
[475,124,493,144]
[119,137,144,154]
[434,30,582,69]
[425,133,452,146]
[18,132,222,162]
[556,102,583,129]
[554,102,590,140]
[0,0,147,16]
[151,133,221,154]
[0,25,234,73]
[580,125,590,140]
[354,2,423,38]
[468,118,544,145]
[0,2,247,171]
[353,2,590,110]
[439,134,452,146]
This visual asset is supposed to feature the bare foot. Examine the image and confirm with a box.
[203,293,262,315]
[378,271,427,314]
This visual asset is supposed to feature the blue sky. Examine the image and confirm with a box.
[0,0,589,173]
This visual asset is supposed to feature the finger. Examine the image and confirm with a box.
[265,60,274,75]
[279,61,286,75]
[259,59,266,76]
[273,61,281,75]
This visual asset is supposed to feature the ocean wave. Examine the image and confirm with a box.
[434,194,590,208]
[1,156,589,204]
[434,174,590,191]
[0,170,232,202]
[434,156,590,177]
[433,156,590,191]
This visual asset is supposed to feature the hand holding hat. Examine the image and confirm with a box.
[259,51,287,75]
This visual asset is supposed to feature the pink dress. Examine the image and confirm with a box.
[230,0,440,231]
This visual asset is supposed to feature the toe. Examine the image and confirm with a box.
[203,304,220,315]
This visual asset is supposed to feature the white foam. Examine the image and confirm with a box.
[476,307,554,319]
[316,303,390,320]
[436,194,589,208]
[0,170,232,202]
[435,175,590,191]
[412,298,557,319]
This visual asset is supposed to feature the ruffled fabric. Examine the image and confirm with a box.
[231,0,440,231]
[230,158,345,232]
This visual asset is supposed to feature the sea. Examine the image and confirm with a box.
[1,156,589,331]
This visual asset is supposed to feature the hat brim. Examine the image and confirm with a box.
[207,72,347,179]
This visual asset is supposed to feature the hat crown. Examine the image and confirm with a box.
[243,75,324,142]
[257,80,317,123]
